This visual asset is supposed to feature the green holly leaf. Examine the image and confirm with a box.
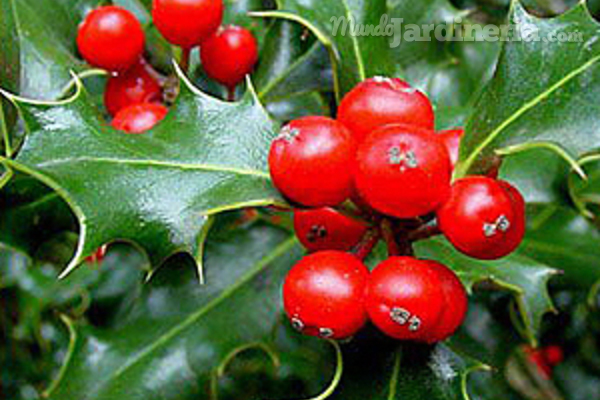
[0,71,283,278]
[254,20,332,120]
[44,222,333,400]
[0,174,76,256]
[569,155,600,220]
[520,205,600,288]
[252,0,395,100]
[415,236,557,346]
[388,0,501,114]
[332,337,489,400]
[456,2,600,177]
[0,0,95,100]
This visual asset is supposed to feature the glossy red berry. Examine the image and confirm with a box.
[152,0,223,48]
[354,124,452,218]
[201,25,259,89]
[437,176,526,260]
[269,116,357,207]
[366,257,467,342]
[293,207,369,252]
[111,103,168,134]
[438,128,464,168]
[338,77,435,143]
[283,251,370,339]
[543,345,564,366]
[77,6,144,72]
[85,245,108,264]
[104,60,163,116]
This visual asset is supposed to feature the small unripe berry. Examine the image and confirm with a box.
[152,0,224,48]
[354,124,452,218]
[111,103,168,134]
[338,77,435,142]
[293,207,369,252]
[77,6,145,72]
[269,116,357,207]
[437,176,525,260]
[104,60,163,116]
[283,251,370,339]
[200,25,259,90]
[365,257,467,342]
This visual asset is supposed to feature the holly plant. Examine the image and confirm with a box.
[2,0,600,399]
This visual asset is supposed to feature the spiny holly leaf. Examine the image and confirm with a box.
[254,20,332,121]
[415,236,558,346]
[0,173,76,256]
[388,0,501,115]
[0,0,96,100]
[569,155,600,220]
[44,222,333,400]
[499,150,571,206]
[0,71,283,278]
[253,0,395,100]
[519,204,600,287]
[456,2,600,177]
[333,336,488,400]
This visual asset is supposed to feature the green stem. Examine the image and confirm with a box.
[302,340,343,400]
[0,100,12,157]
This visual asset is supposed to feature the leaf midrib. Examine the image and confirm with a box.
[93,237,297,397]
[458,53,600,177]
[11,157,271,179]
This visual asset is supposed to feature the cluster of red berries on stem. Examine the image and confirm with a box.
[75,0,258,134]
[270,77,526,342]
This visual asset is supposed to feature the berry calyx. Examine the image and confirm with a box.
[283,251,370,339]
[111,103,168,133]
[365,257,467,342]
[77,6,145,72]
[437,176,526,260]
[293,207,369,252]
[104,59,163,116]
[200,25,259,90]
[438,128,464,168]
[152,0,224,48]
[269,116,357,207]
[354,124,452,218]
[337,77,435,143]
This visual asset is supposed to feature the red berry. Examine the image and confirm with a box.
[283,251,370,339]
[419,260,468,343]
[104,59,163,116]
[85,245,108,264]
[354,124,452,218]
[523,346,553,379]
[437,176,525,260]
[366,257,467,342]
[152,0,223,48]
[77,6,145,72]
[338,77,435,143]
[111,103,168,134]
[200,25,259,89]
[543,345,564,366]
[438,128,464,168]
[293,207,369,252]
[269,116,357,207]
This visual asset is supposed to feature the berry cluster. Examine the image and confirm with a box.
[270,77,526,342]
[76,0,258,133]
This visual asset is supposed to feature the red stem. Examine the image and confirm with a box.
[407,224,442,242]
[180,47,191,74]
[352,228,381,261]
[226,86,236,102]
